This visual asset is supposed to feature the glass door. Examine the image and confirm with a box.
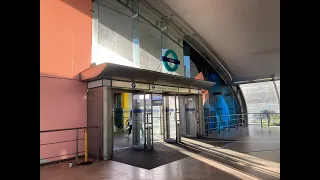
[145,94,153,150]
[152,94,163,143]
[184,95,199,137]
[163,95,180,143]
[132,93,153,150]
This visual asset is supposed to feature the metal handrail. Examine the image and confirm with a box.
[40,126,98,133]
[40,126,99,166]
[203,113,280,135]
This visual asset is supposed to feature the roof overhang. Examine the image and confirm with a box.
[79,63,215,90]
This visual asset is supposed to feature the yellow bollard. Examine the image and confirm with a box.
[84,129,88,162]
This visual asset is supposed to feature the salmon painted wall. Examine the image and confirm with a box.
[40,0,92,78]
[40,0,92,163]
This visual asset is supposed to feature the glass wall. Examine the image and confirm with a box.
[240,81,280,125]
[275,80,280,96]
[92,0,185,76]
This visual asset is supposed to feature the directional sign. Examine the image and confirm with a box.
[151,85,178,92]
[112,80,149,90]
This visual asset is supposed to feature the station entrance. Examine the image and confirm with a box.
[112,90,201,152]
[109,89,203,169]
[82,62,214,161]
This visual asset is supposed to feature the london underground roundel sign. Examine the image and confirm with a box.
[162,49,180,72]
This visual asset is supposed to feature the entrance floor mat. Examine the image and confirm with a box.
[112,142,188,170]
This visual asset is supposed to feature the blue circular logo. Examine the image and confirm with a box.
[162,50,179,72]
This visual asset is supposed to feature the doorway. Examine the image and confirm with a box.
[180,95,199,137]
[87,85,203,160]
[113,92,185,152]
[131,93,153,150]
[163,95,180,143]
[152,94,163,143]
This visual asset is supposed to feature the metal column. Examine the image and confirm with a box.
[151,93,154,149]
[102,86,113,160]
[144,92,146,150]
[162,97,166,141]
[175,95,181,143]
[198,94,204,138]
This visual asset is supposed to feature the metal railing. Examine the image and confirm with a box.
[204,113,280,135]
[40,126,99,166]
[247,113,280,126]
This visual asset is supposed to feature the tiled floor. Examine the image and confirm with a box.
[41,143,279,179]
[206,125,280,163]
[40,152,278,180]
[41,125,280,180]
[114,132,163,151]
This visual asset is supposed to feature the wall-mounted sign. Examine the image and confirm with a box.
[189,89,199,94]
[112,80,149,90]
[179,87,199,94]
[161,49,180,72]
[179,87,189,93]
[151,84,179,92]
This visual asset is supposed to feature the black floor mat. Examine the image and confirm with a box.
[112,142,188,170]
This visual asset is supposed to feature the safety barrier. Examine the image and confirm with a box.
[247,113,280,126]
[204,113,280,135]
[40,126,99,166]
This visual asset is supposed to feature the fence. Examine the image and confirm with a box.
[204,113,280,135]
[40,126,99,166]
[247,113,280,126]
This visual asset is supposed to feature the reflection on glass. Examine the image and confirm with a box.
[132,94,145,149]
[185,96,197,136]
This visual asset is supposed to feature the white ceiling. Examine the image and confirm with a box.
[162,0,280,82]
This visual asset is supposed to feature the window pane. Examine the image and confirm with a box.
[275,80,280,96]
[240,82,280,125]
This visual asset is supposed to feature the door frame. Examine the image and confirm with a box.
[162,94,181,143]
[131,92,154,151]
[182,95,200,138]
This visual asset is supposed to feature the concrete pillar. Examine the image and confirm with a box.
[102,86,113,160]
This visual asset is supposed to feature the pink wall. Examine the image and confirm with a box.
[40,77,87,130]
[40,77,87,162]
[40,0,92,163]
